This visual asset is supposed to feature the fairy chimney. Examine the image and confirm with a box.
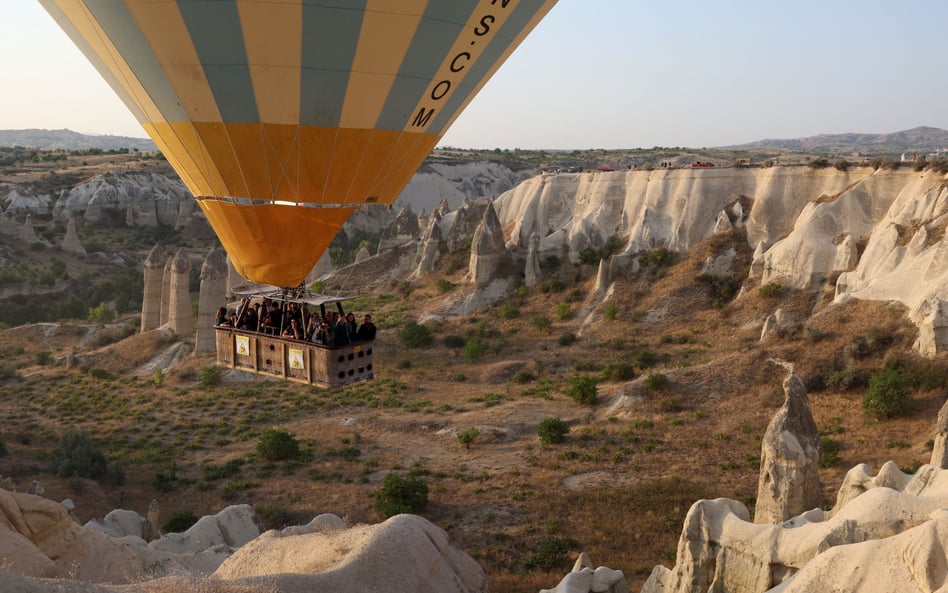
[160,255,173,325]
[413,210,444,277]
[195,247,227,353]
[524,233,542,287]
[141,245,167,332]
[755,371,822,524]
[166,249,193,337]
[378,204,419,252]
[61,217,86,256]
[469,201,512,285]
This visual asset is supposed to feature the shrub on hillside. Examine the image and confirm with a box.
[256,429,301,462]
[400,321,434,348]
[537,417,570,444]
[863,367,913,418]
[50,428,107,479]
[198,365,222,388]
[758,282,783,298]
[373,472,429,517]
[565,374,598,406]
[464,338,486,362]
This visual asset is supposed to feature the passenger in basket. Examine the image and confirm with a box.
[333,313,351,346]
[356,314,377,341]
[282,318,304,340]
[215,306,230,326]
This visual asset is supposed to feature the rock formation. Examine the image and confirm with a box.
[446,198,488,253]
[377,204,419,252]
[194,247,227,353]
[307,250,334,283]
[0,492,486,593]
[159,255,173,326]
[468,201,513,285]
[755,372,822,524]
[140,245,167,332]
[912,297,948,357]
[354,245,372,264]
[412,209,444,278]
[166,249,192,337]
[932,399,948,469]
[60,216,86,255]
[524,232,542,287]
[541,553,628,593]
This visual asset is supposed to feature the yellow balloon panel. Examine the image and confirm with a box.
[40,0,559,286]
[199,201,355,287]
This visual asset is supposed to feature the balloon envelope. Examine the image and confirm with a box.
[39,0,558,286]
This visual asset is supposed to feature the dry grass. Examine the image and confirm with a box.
[1,240,946,593]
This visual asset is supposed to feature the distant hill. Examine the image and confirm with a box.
[725,126,948,154]
[0,129,156,152]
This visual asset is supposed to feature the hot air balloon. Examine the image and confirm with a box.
[39,0,559,287]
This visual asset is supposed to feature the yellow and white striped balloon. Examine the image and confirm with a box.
[40,0,557,286]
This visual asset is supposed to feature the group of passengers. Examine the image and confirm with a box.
[215,298,376,346]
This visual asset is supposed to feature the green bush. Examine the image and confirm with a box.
[87,302,116,323]
[400,321,434,348]
[522,536,580,571]
[820,437,841,468]
[511,369,536,384]
[457,427,479,450]
[558,332,577,346]
[163,511,198,533]
[644,373,670,391]
[35,351,53,366]
[373,472,429,517]
[463,338,486,362]
[603,303,618,320]
[436,278,456,293]
[555,303,572,320]
[863,368,913,418]
[537,417,570,444]
[498,302,520,319]
[601,361,636,382]
[758,282,783,298]
[50,428,107,479]
[198,365,223,388]
[529,315,552,333]
[256,429,301,462]
[565,374,598,406]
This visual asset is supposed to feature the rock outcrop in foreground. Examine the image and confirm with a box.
[0,491,485,593]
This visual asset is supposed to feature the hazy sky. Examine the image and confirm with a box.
[2,1,947,150]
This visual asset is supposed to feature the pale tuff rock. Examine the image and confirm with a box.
[142,245,168,332]
[354,245,372,264]
[21,213,38,244]
[749,241,767,278]
[911,297,948,356]
[53,171,190,228]
[832,234,858,272]
[281,513,347,536]
[412,209,444,278]
[468,200,513,286]
[524,232,542,287]
[446,198,488,253]
[713,209,733,234]
[755,373,821,524]
[399,160,528,212]
[60,216,86,255]
[417,208,428,232]
[377,203,419,252]
[1,188,52,215]
[194,247,227,353]
[225,255,242,297]
[166,249,192,337]
[342,204,396,237]
[701,246,737,278]
[214,514,487,593]
[541,552,628,593]
[159,255,172,326]
[759,309,792,341]
[595,257,611,293]
[643,461,948,593]
[932,399,948,469]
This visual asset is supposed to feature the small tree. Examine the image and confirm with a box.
[464,337,486,362]
[199,365,222,388]
[565,374,598,406]
[50,429,107,478]
[88,302,115,324]
[457,426,480,450]
[256,429,301,461]
[400,321,434,348]
[863,368,912,418]
[374,472,429,517]
[538,417,570,444]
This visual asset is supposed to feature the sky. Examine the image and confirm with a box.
[2,1,947,150]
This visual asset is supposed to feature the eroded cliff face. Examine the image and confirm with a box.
[495,165,948,308]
